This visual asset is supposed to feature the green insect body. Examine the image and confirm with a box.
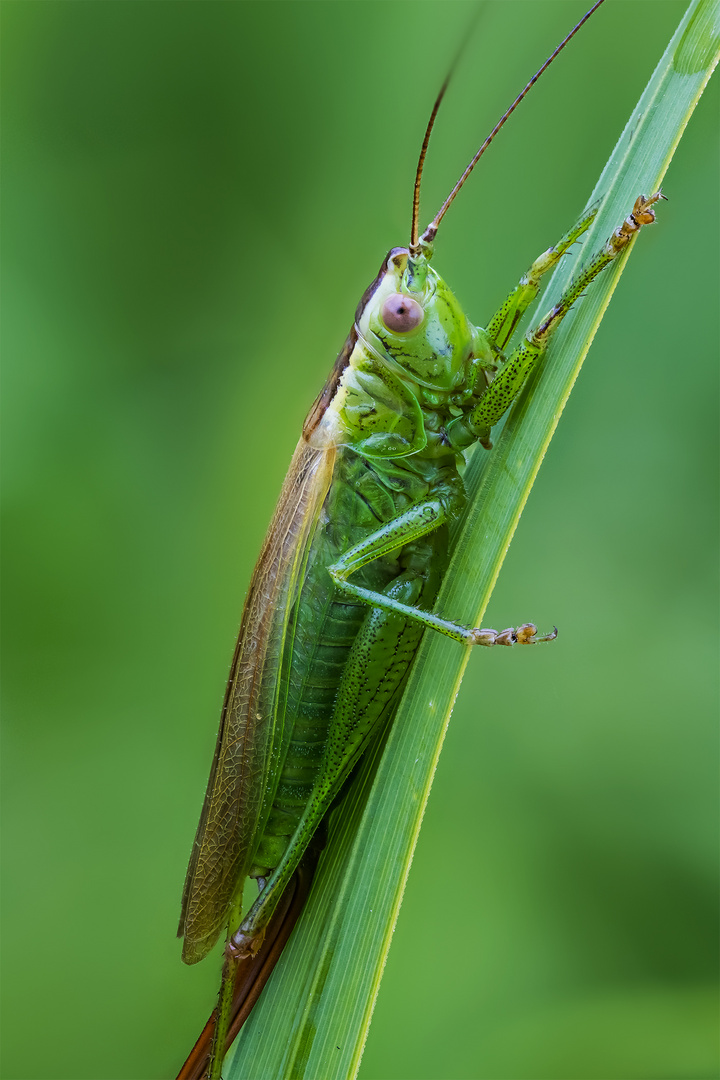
[174,8,672,1078]
[178,164,661,1073]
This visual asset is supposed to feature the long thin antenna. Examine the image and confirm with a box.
[410,74,452,251]
[410,4,487,252]
[419,0,605,246]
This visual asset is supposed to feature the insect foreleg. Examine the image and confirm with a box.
[529,192,664,345]
[449,192,664,449]
[486,205,598,353]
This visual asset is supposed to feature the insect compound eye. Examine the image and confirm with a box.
[380,293,424,334]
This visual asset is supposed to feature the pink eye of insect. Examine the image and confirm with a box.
[381,293,424,333]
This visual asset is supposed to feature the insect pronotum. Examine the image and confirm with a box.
[176,2,667,1076]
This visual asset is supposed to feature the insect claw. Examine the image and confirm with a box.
[515,622,558,643]
[472,623,558,647]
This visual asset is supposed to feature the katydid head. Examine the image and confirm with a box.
[358,248,476,395]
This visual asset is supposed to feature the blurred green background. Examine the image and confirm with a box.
[2,2,717,1078]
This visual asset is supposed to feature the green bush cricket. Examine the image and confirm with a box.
[176,2,671,1075]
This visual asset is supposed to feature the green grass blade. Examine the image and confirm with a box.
[225,3,718,1077]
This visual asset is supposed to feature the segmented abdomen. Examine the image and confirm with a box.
[248,447,421,874]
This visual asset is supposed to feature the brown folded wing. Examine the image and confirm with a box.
[178,439,335,963]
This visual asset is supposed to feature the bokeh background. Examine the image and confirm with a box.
[3,2,717,1078]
